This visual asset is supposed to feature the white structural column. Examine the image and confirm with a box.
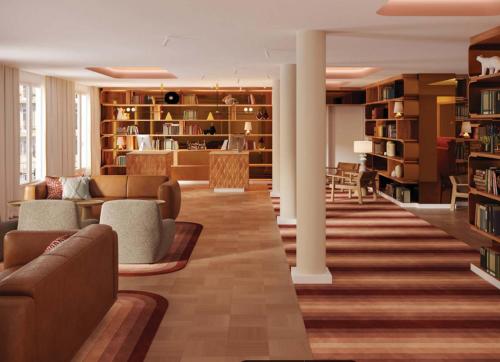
[271,78,280,197]
[292,30,332,284]
[277,64,297,225]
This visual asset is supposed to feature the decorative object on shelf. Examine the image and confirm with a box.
[116,107,125,120]
[256,107,269,120]
[460,121,472,138]
[476,55,500,76]
[395,164,403,178]
[386,141,396,157]
[164,91,180,104]
[393,101,404,118]
[257,137,266,150]
[222,94,237,105]
[165,112,173,121]
[207,112,215,121]
[116,137,125,150]
[391,169,397,177]
[244,121,253,135]
[249,94,256,105]
[353,140,372,172]
[243,107,254,113]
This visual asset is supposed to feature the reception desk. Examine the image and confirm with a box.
[209,151,249,192]
[126,150,173,177]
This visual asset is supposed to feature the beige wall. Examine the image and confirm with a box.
[327,104,365,167]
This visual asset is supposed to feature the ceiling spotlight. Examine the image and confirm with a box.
[264,48,271,59]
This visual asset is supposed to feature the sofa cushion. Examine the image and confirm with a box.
[61,177,91,200]
[89,176,127,198]
[127,176,168,198]
[45,177,63,199]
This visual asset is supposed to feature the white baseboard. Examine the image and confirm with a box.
[378,191,461,209]
[214,188,245,193]
[291,267,333,284]
[178,180,209,185]
[277,216,296,225]
[471,263,500,289]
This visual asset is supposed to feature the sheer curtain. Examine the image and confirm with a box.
[45,76,76,177]
[0,65,20,220]
[90,87,101,176]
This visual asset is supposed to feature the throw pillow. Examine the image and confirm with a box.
[46,176,63,199]
[60,176,91,200]
[44,234,72,253]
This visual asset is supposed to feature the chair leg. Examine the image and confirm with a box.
[358,186,363,204]
[330,178,335,202]
[450,189,457,211]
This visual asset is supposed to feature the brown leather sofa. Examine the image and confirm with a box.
[0,224,118,362]
[25,175,181,219]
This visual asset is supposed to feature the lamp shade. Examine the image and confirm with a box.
[116,136,125,147]
[393,101,404,115]
[353,140,372,154]
[461,121,472,134]
[244,121,253,133]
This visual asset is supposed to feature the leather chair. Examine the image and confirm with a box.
[0,218,18,261]
[100,199,175,264]
[0,225,118,362]
[17,200,97,231]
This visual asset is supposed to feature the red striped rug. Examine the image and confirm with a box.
[73,291,167,361]
[273,192,500,361]
[119,222,202,277]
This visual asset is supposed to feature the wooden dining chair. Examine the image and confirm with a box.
[449,175,469,211]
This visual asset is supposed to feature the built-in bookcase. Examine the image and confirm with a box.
[99,87,273,179]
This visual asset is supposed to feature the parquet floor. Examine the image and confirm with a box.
[120,184,313,361]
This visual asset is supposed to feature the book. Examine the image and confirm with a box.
[480,247,500,279]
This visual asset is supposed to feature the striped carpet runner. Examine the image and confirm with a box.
[272,192,500,361]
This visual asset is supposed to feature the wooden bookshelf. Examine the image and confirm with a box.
[99,87,273,179]
[364,74,457,202]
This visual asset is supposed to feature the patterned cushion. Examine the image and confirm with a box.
[46,176,63,199]
[61,176,91,200]
[44,234,72,253]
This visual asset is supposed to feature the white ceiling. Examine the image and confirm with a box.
[1,0,499,88]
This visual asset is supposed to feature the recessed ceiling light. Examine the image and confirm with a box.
[325,66,379,79]
[86,66,177,79]
[377,0,500,16]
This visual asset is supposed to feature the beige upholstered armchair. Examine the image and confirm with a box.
[331,170,378,204]
[17,200,97,231]
[99,200,175,264]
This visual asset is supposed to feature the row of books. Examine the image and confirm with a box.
[456,103,468,117]
[474,202,500,235]
[183,110,198,120]
[384,184,412,203]
[479,247,500,279]
[480,89,500,115]
[374,124,397,138]
[455,141,481,160]
[381,86,395,100]
[162,122,203,135]
[473,167,500,195]
[183,94,198,104]
[115,155,126,166]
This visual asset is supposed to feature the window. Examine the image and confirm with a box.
[19,84,43,184]
[75,93,90,171]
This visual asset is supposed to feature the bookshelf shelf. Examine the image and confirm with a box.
[469,72,500,84]
[371,136,418,143]
[470,225,500,243]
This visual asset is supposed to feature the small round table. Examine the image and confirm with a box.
[75,199,104,220]
[7,200,24,208]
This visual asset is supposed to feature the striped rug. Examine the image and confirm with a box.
[273,192,500,361]
[73,291,167,361]
[119,222,203,277]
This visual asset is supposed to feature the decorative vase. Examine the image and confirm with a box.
[164,92,180,104]
[208,124,216,135]
[395,164,403,178]
[386,141,396,157]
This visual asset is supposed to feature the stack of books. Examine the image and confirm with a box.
[456,141,481,160]
[480,246,500,279]
[480,89,500,115]
[381,86,395,100]
[473,167,500,194]
[162,123,181,135]
[387,124,397,138]
[455,103,468,118]
[475,203,500,235]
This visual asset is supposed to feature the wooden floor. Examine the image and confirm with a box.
[120,184,313,361]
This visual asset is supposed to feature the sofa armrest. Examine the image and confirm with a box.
[0,220,18,261]
[24,180,47,200]
[158,179,181,219]
[0,296,35,362]
[3,230,77,269]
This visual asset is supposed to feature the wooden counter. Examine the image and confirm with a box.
[126,150,173,177]
[209,151,249,192]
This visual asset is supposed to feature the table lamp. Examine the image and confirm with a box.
[353,140,373,172]
[393,101,404,118]
[461,121,472,139]
[116,136,125,150]
[244,121,253,135]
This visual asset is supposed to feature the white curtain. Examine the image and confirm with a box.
[0,65,20,221]
[45,76,76,177]
[90,87,101,176]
